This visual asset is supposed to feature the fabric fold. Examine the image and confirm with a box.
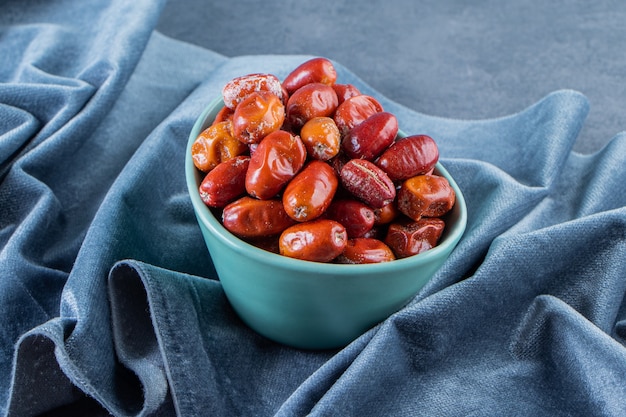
[108,261,176,416]
[107,259,332,417]
[2,2,626,415]
[0,1,222,413]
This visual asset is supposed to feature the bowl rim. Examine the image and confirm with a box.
[185,98,468,275]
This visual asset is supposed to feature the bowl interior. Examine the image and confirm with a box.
[184,98,468,349]
[185,98,467,273]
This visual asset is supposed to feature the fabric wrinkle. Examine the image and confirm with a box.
[2,1,626,416]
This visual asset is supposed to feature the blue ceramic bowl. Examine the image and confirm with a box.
[185,98,467,349]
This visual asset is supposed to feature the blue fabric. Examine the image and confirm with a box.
[2,1,626,416]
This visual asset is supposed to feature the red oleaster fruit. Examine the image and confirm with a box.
[199,156,250,208]
[279,219,347,262]
[384,218,446,258]
[396,174,456,220]
[340,159,396,209]
[222,196,296,238]
[282,160,338,222]
[245,130,307,200]
[231,91,285,144]
[336,238,396,264]
[376,134,439,181]
[286,83,338,130]
[222,73,284,109]
[282,57,338,94]
[341,111,398,160]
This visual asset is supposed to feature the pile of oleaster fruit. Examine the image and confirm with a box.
[191,57,456,264]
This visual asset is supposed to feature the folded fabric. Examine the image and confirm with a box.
[2,1,626,416]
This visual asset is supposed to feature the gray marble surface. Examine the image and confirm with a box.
[157,0,626,154]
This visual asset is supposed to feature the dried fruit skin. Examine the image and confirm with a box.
[341,112,398,161]
[286,83,338,130]
[248,236,280,254]
[191,120,248,172]
[360,226,385,240]
[384,218,446,258]
[199,156,250,208]
[325,199,375,238]
[212,106,234,125]
[336,238,396,264]
[222,196,296,238]
[245,130,307,200]
[222,73,284,109]
[373,202,399,225]
[299,117,341,161]
[279,219,347,262]
[193,62,456,263]
[328,153,350,177]
[332,83,361,104]
[282,160,338,221]
[397,174,456,220]
[333,95,383,135]
[232,91,285,144]
[340,159,396,209]
[282,57,337,94]
[376,135,439,181]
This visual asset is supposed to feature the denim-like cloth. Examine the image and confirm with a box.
[2,1,626,416]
